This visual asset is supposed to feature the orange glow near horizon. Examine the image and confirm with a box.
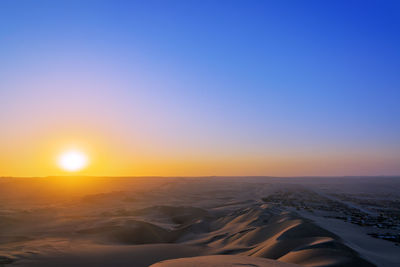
[2,1,400,178]
[0,131,399,177]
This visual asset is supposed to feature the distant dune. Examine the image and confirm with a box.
[1,177,397,266]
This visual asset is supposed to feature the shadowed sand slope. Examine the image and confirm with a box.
[1,203,375,267]
[150,255,301,267]
[13,244,205,267]
[0,178,381,266]
[184,205,374,267]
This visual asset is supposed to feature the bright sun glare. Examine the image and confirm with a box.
[57,150,89,172]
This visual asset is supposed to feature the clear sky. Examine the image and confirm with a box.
[1,0,399,176]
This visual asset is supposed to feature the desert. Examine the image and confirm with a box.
[1,177,399,266]
[2,1,400,266]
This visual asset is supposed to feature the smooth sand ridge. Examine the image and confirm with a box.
[150,255,301,267]
[296,210,400,267]
[0,177,385,267]
[1,203,374,267]
[186,205,374,266]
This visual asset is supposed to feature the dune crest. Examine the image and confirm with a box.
[0,177,387,266]
[150,255,301,267]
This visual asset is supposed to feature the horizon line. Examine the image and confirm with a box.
[1,175,400,179]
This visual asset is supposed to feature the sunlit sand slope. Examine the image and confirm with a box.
[0,177,378,267]
[150,255,301,267]
[184,204,375,267]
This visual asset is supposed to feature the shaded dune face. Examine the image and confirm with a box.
[134,206,209,225]
[70,204,374,267]
[74,206,211,244]
[0,178,379,267]
[76,220,174,244]
[183,206,374,267]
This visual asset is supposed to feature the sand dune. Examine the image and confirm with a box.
[0,177,384,266]
[14,244,205,267]
[150,255,301,267]
[8,204,372,266]
[184,205,374,266]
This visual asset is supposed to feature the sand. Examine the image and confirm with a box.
[297,210,400,267]
[13,244,204,267]
[1,176,396,266]
[150,255,301,267]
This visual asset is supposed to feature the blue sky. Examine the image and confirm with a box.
[1,0,400,176]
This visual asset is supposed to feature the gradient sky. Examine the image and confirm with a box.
[1,0,400,176]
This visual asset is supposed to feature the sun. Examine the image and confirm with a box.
[57,150,89,172]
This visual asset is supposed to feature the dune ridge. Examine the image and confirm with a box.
[150,255,301,267]
[39,203,374,266]
[0,178,382,266]
[1,203,375,266]
[182,205,374,267]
